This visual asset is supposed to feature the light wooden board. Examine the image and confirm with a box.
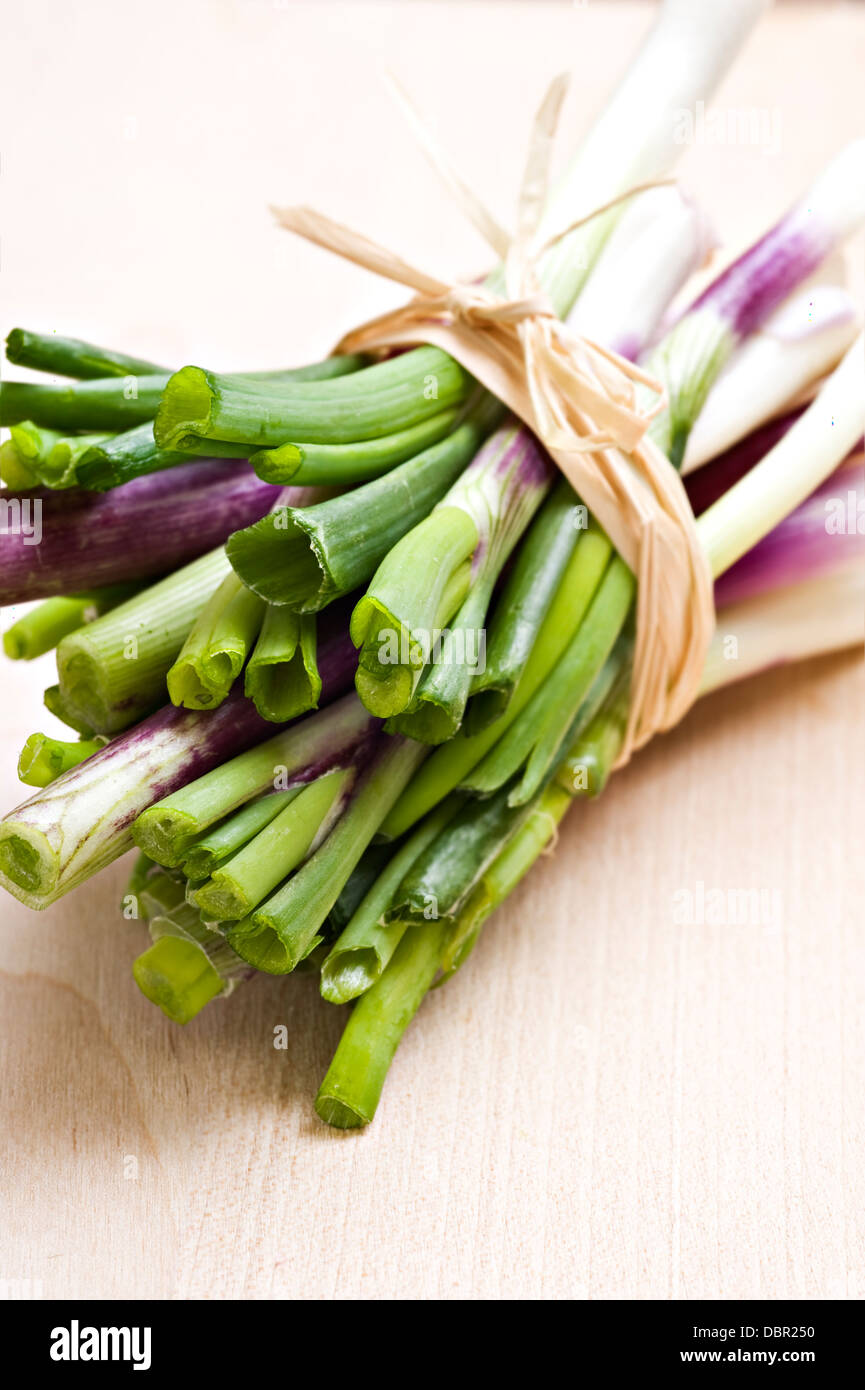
[1,0,863,1301]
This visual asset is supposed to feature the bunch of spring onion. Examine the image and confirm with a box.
[0,0,862,1126]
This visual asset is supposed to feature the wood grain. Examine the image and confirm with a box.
[1,0,863,1301]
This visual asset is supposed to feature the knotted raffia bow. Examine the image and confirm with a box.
[272,76,715,766]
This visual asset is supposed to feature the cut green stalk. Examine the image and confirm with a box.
[249,406,462,486]
[380,421,555,738]
[466,477,584,731]
[42,432,115,488]
[380,517,613,837]
[6,421,113,490]
[133,692,375,867]
[387,572,494,743]
[0,438,39,489]
[555,663,632,798]
[181,790,301,880]
[468,635,627,799]
[441,784,571,978]
[133,879,250,1024]
[244,608,319,722]
[154,347,472,450]
[193,768,350,921]
[4,421,61,464]
[3,585,142,660]
[226,395,499,608]
[57,548,233,734]
[387,783,537,926]
[133,936,227,1023]
[353,509,477,717]
[320,796,463,1004]
[74,422,190,491]
[42,684,98,739]
[166,572,265,710]
[469,557,635,806]
[315,915,452,1128]
[17,733,106,788]
[148,435,251,459]
[5,328,168,379]
[227,736,426,974]
[0,374,169,430]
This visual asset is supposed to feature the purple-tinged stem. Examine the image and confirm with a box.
[713,456,864,609]
[0,620,359,908]
[0,460,281,605]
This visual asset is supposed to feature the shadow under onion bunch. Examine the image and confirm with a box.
[1,0,863,1128]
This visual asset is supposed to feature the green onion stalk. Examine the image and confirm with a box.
[320,795,463,1004]
[225,735,427,975]
[314,781,571,1129]
[5,327,169,379]
[57,549,235,734]
[225,392,501,608]
[380,513,614,837]
[130,860,252,1025]
[166,572,266,710]
[154,346,473,452]
[133,691,376,869]
[42,685,99,739]
[357,420,555,734]
[244,607,321,723]
[248,405,464,487]
[192,767,353,923]
[0,374,170,431]
[3,584,143,661]
[17,733,107,788]
[180,789,302,881]
[2,422,112,490]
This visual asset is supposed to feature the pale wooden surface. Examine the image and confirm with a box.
[1,0,863,1301]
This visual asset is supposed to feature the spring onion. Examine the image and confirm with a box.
[226,736,426,974]
[133,691,374,868]
[249,405,463,486]
[645,141,865,467]
[5,328,169,379]
[3,585,142,660]
[225,394,500,608]
[17,734,107,788]
[193,767,352,921]
[154,347,473,450]
[166,572,265,710]
[0,459,280,606]
[320,796,462,1004]
[244,607,320,722]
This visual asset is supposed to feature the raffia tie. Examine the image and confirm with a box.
[271,76,715,766]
